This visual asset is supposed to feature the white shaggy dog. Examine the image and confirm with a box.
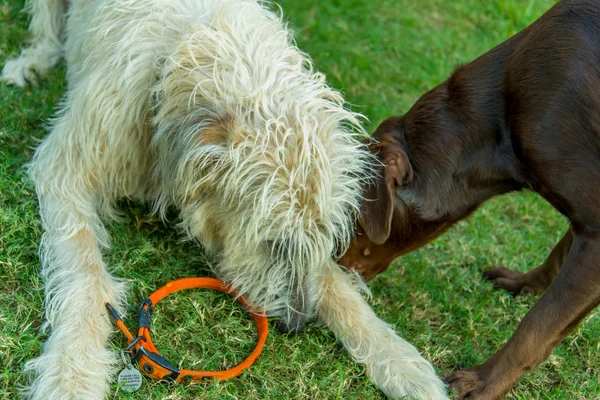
[3,0,448,398]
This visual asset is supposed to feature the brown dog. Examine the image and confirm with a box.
[339,0,600,398]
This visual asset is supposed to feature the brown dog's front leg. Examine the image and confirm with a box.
[447,232,600,400]
[483,229,573,295]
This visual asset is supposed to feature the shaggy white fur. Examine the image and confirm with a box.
[3,0,448,398]
[318,262,447,400]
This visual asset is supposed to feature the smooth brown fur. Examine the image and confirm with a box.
[339,0,600,398]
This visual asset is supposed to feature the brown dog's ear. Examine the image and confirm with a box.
[358,134,412,245]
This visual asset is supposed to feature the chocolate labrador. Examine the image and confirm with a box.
[339,0,600,398]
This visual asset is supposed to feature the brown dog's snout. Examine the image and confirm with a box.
[339,237,395,281]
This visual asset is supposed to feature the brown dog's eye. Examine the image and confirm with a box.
[362,248,371,257]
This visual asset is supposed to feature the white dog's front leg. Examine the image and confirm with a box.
[317,263,448,400]
[24,150,127,400]
[22,203,126,400]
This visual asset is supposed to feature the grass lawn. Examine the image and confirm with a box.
[2,0,599,399]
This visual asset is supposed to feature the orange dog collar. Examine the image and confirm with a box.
[105,277,268,383]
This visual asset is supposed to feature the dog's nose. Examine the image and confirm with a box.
[273,313,307,335]
[348,263,365,275]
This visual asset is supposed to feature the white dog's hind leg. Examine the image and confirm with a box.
[23,123,127,400]
[2,0,66,86]
[317,263,448,400]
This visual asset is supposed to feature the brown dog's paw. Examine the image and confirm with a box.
[446,369,484,399]
[446,368,504,400]
[482,267,541,296]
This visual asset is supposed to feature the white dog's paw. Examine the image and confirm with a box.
[21,345,114,400]
[2,44,61,87]
[365,342,449,400]
[2,56,38,87]
[375,358,449,400]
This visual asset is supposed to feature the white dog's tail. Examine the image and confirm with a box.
[317,262,449,400]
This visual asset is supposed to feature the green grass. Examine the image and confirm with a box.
[2,0,599,399]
